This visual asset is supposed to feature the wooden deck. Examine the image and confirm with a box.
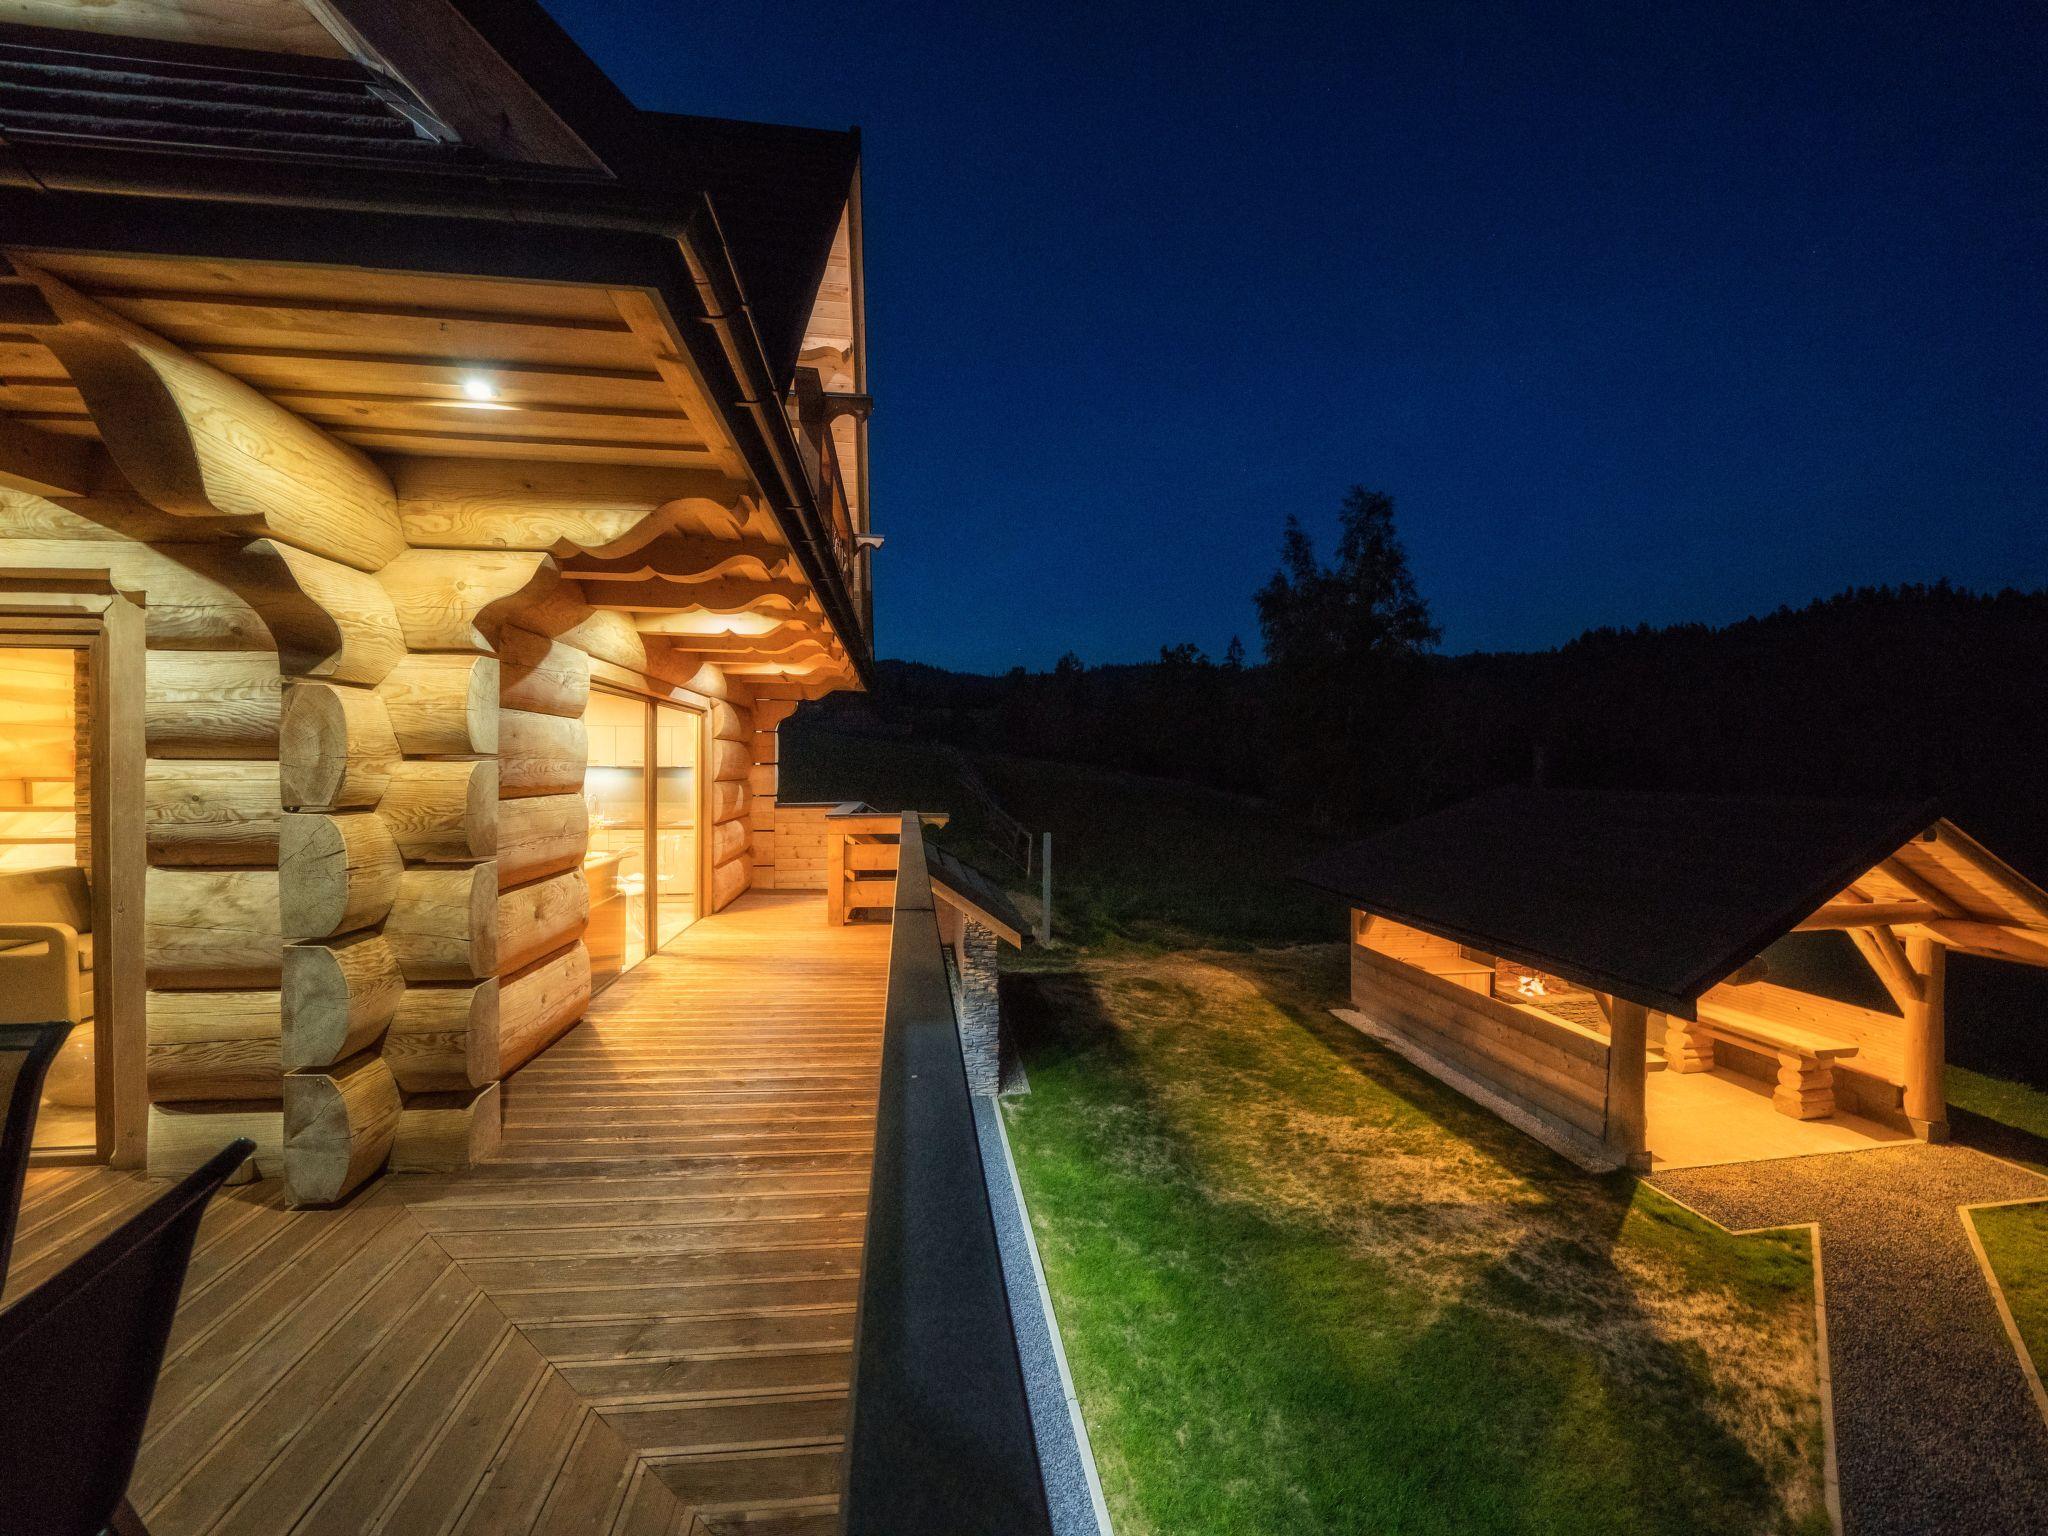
[2,892,889,1536]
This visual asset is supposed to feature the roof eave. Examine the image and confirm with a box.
[0,153,875,687]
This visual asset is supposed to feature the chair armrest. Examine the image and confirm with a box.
[0,922,83,1025]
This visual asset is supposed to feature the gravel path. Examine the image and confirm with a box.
[1652,1145,2048,1536]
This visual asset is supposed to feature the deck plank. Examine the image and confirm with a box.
[4,893,884,1535]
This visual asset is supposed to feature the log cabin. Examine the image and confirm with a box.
[0,7,1063,1530]
[1300,788,2048,1172]
[0,0,874,1193]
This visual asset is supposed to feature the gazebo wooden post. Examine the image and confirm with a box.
[1602,996,1650,1171]
[1901,935,1948,1141]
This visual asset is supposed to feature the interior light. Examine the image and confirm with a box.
[460,375,498,401]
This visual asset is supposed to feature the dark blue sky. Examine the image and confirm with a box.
[544,1,2045,672]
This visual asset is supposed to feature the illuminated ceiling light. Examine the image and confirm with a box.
[460,375,497,401]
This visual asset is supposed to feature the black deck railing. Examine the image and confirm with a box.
[840,814,1055,1535]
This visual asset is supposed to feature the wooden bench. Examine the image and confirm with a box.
[1684,992,1860,1119]
[1409,953,1496,997]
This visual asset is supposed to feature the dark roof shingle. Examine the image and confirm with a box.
[1296,787,1942,1014]
[0,31,464,164]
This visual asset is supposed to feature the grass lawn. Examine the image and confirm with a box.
[1973,1203,2048,1381]
[1949,1065,2048,1388]
[1002,945,1829,1536]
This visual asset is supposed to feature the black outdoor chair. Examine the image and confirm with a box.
[0,1137,254,1536]
[0,1019,75,1284]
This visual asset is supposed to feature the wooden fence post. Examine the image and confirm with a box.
[1040,832,1052,945]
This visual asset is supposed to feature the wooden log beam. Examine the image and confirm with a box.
[499,708,587,798]
[146,989,281,1102]
[712,854,748,912]
[145,650,280,758]
[281,931,403,1070]
[1846,924,1925,1011]
[1602,996,1650,1171]
[1878,855,1969,917]
[386,863,498,980]
[0,416,100,498]
[393,456,747,555]
[711,817,748,868]
[539,606,647,674]
[498,942,591,1075]
[1796,900,1944,931]
[1934,822,2048,927]
[498,792,587,886]
[390,1081,501,1172]
[283,1050,400,1206]
[0,516,274,650]
[280,811,401,940]
[386,980,499,1093]
[560,533,791,584]
[631,621,830,654]
[497,627,589,717]
[576,575,812,614]
[378,548,555,653]
[248,540,407,684]
[1901,935,1947,1140]
[20,265,406,570]
[378,653,499,755]
[145,868,281,988]
[278,679,399,810]
[381,759,498,862]
[148,1101,282,1182]
[497,868,590,974]
[1918,918,2048,968]
[145,759,282,866]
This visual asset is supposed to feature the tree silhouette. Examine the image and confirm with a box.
[1255,488,1439,819]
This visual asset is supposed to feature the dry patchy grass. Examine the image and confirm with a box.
[1005,944,1828,1535]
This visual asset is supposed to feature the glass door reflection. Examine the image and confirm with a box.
[654,703,700,947]
[583,688,647,995]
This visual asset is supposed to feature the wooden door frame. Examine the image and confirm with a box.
[0,582,146,1167]
[588,681,709,972]
[652,696,709,940]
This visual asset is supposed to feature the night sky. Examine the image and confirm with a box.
[542,1,2045,673]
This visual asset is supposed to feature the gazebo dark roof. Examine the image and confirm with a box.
[1296,787,1943,1016]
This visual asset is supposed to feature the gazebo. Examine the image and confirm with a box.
[1298,788,2048,1171]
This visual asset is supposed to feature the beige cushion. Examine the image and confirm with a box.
[0,866,91,931]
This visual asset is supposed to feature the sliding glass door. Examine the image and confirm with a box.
[0,643,98,1155]
[654,703,701,949]
[582,686,704,996]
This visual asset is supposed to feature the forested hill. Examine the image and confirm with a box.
[816,582,2048,865]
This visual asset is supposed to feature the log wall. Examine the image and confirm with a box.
[0,497,291,1181]
[749,694,799,889]
[2,303,829,1209]
[766,800,836,892]
[1351,937,1612,1143]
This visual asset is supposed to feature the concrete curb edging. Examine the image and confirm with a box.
[974,1094,1116,1536]
[1961,1196,2048,1427]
